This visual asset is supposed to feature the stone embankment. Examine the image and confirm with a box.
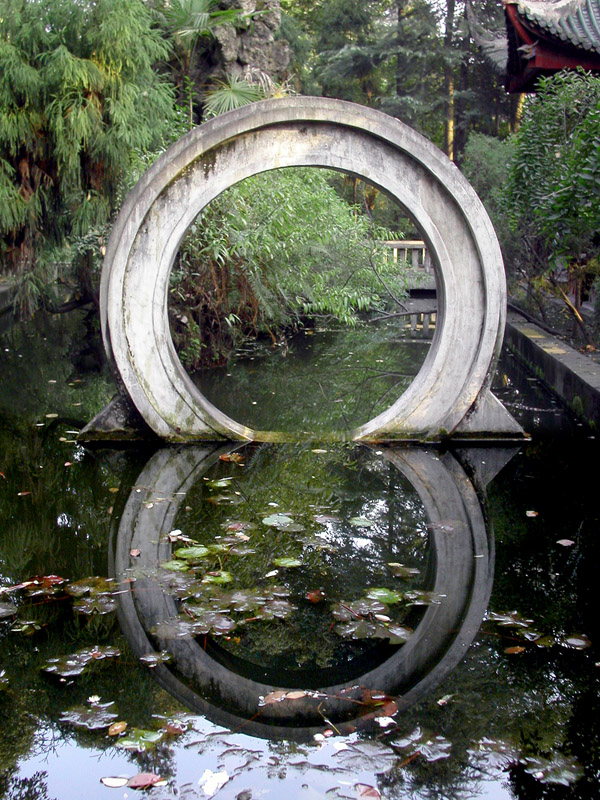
[505,310,600,428]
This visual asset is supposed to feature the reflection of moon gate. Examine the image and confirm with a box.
[111,445,497,740]
[98,97,524,442]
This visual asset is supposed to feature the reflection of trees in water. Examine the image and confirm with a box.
[195,321,431,434]
[164,444,430,677]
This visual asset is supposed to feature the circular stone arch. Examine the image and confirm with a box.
[100,97,520,442]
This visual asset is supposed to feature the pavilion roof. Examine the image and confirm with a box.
[468,1,600,92]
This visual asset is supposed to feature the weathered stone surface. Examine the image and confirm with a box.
[98,97,524,443]
[214,0,290,80]
[79,393,157,443]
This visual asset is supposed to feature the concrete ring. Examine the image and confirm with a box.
[101,97,514,441]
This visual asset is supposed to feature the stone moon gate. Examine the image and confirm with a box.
[96,97,524,442]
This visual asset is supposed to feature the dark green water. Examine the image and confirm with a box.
[0,312,598,800]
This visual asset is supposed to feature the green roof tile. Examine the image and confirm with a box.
[515,0,600,54]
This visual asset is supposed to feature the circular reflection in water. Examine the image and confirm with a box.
[111,445,494,739]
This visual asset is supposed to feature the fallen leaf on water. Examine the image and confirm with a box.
[504,646,526,655]
[355,785,381,798]
[259,690,287,706]
[561,634,591,650]
[556,539,575,547]
[17,491,31,497]
[45,413,58,419]
[306,589,325,603]
[437,694,454,706]
[127,773,165,789]
[100,777,128,788]
[108,721,127,736]
[198,768,229,797]
[219,453,244,464]
[349,516,375,528]
[526,510,538,518]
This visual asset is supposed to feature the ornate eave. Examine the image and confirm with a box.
[505,1,600,91]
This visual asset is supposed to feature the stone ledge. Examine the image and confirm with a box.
[505,311,600,427]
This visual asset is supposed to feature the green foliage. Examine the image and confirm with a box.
[461,132,518,265]
[169,167,406,368]
[0,0,175,294]
[503,70,600,321]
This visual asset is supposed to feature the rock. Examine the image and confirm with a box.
[213,0,290,81]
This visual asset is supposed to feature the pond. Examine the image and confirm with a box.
[0,311,598,800]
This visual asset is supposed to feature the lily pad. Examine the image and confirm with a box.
[202,570,233,585]
[174,545,211,561]
[388,563,420,579]
[522,752,584,785]
[349,516,375,528]
[393,726,452,762]
[73,594,117,615]
[273,557,302,568]
[64,576,115,598]
[160,559,190,572]
[60,702,118,730]
[366,588,403,605]
[561,633,591,650]
[0,602,17,620]
[116,728,165,752]
[262,513,295,528]
[43,645,120,677]
[139,650,173,668]
[23,575,67,597]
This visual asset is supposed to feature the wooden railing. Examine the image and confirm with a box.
[383,240,436,337]
[385,240,434,274]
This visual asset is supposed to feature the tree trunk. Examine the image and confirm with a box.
[443,0,456,160]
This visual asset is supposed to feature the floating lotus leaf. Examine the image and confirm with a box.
[468,737,520,769]
[366,588,403,605]
[43,645,120,676]
[334,740,397,773]
[254,599,297,620]
[388,563,420,579]
[139,650,173,668]
[64,576,115,598]
[73,594,117,615]
[403,589,445,606]
[332,599,386,622]
[561,634,591,650]
[160,559,190,572]
[487,610,534,629]
[180,606,237,635]
[24,575,67,597]
[0,602,17,620]
[262,513,295,528]
[174,545,211,561]
[522,753,584,785]
[60,702,118,730]
[10,619,42,635]
[206,477,234,489]
[393,726,452,762]
[116,728,165,752]
[273,557,302,568]
[202,570,233,585]
[349,516,375,528]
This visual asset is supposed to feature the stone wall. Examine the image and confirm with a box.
[214,0,290,81]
